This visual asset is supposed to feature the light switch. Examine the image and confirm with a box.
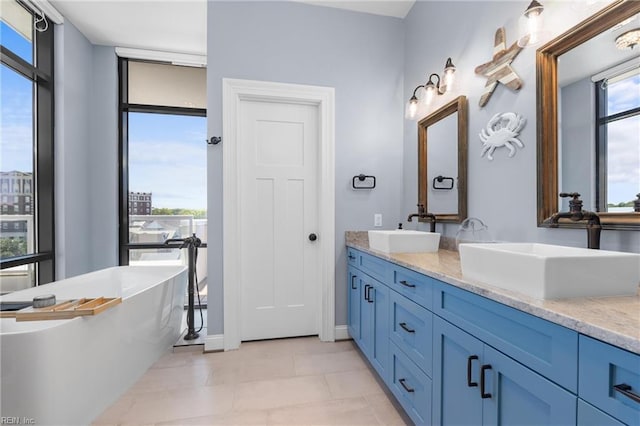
[374,214,382,227]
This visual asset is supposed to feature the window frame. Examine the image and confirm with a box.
[0,3,55,283]
[118,57,206,265]
[595,75,640,212]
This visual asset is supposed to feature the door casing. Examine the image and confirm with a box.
[222,78,335,350]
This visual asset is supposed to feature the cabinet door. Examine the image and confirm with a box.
[359,275,374,357]
[433,317,483,426]
[347,267,360,342]
[369,279,389,383]
[482,345,576,425]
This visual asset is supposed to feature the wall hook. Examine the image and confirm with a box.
[208,136,222,145]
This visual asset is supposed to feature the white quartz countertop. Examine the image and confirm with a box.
[345,232,640,354]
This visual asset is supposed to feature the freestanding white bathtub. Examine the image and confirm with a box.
[0,265,187,425]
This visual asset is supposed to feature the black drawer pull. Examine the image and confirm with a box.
[399,378,415,393]
[399,280,416,288]
[399,322,415,333]
[613,384,640,404]
[348,254,356,261]
[480,364,492,399]
[467,355,479,387]
[364,284,371,301]
[351,275,357,290]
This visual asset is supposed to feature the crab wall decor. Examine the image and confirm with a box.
[479,112,526,161]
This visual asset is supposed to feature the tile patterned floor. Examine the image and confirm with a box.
[93,337,409,425]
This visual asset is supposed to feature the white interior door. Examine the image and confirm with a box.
[238,99,319,341]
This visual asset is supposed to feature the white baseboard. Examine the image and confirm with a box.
[204,334,224,352]
[335,325,351,341]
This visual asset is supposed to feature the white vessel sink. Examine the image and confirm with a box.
[368,230,440,253]
[458,243,640,299]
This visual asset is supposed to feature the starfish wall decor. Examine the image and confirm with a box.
[475,27,524,107]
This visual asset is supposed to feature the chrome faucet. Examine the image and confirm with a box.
[543,192,602,249]
[407,203,437,232]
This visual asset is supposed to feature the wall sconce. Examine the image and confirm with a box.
[406,58,456,119]
[517,0,545,47]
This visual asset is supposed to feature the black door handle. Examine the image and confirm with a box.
[364,284,370,301]
[308,233,317,241]
[348,253,356,260]
[399,378,415,393]
[480,364,492,399]
[367,286,374,303]
[399,322,415,333]
[467,355,479,387]
[351,275,357,290]
[613,384,640,404]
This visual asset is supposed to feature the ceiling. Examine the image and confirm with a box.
[49,0,416,56]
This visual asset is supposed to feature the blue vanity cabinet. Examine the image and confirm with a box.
[359,272,390,383]
[433,316,577,425]
[347,266,361,343]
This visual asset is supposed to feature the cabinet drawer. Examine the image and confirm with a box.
[578,399,625,426]
[579,335,640,426]
[390,264,434,309]
[389,290,433,377]
[355,251,390,284]
[433,281,578,392]
[389,341,432,425]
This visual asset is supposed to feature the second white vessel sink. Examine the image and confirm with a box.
[458,243,640,299]
[368,230,440,253]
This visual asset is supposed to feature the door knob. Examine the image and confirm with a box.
[308,233,318,241]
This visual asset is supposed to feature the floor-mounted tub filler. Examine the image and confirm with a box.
[0,265,187,425]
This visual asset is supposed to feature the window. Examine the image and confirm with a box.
[119,58,207,306]
[0,1,55,290]
[596,69,640,212]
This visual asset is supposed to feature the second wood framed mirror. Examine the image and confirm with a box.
[418,95,468,223]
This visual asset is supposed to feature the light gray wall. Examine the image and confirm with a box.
[402,1,639,253]
[560,77,595,211]
[55,23,119,279]
[89,47,119,270]
[54,20,94,278]
[207,1,405,333]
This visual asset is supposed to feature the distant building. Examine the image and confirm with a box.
[129,191,152,215]
[0,171,34,215]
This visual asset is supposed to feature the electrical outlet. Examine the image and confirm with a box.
[374,214,382,227]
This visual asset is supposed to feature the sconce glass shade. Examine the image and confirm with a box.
[405,95,419,119]
[442,58,456,92]
[615,28,640,50]
[424,75,440,104]
[518,0,545,47]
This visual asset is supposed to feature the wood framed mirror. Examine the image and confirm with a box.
[418,95,468,223]
[537,0,640,230]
